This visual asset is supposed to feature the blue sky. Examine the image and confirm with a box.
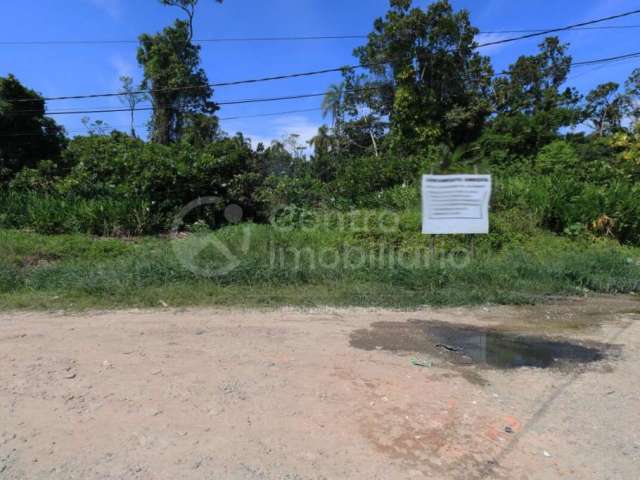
[1,0,639,146]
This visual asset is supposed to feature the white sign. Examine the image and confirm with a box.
[421,174,492,234]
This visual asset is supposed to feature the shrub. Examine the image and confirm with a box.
[535,140,580,176]
[0,133,267,235]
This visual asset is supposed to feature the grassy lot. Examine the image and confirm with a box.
[0,221,639,310]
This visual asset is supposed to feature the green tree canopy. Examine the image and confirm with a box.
[351,0,493,152]
[626,68,640,126]
[483,37,582,161]
[137,20,218,144]
[585,82,628,136]
[0,74,66,182]
[321,83,345,130]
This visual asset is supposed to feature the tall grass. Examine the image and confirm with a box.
[0,192,159,235]
[1,223,638,310]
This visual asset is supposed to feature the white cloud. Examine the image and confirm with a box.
[272,115,319,145]
[86,0,123,19]
[110,54,136,82]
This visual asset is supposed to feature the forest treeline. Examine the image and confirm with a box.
[0,0,639,244]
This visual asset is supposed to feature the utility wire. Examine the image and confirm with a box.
[8,65,364,103]
[476,9,640,47]
[8,45,640,106]
[10,86,382,116]
[219,106,322,121]
[0,107,325,137]
[3,10,640,107]
[0,35,369,45]
[8,47,640,109]
[481,25,640,34]
[572,50,640,67]
[568,56,640,81]
[3,25,640,46]
[495,49,640,75]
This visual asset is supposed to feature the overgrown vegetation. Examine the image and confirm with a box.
[1,0,639,309]
[0,227,638,310]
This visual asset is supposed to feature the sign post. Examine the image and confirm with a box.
[421,174,492,256]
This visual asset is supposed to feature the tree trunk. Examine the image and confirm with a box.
[369,130,379,157]
[130,108,136,138]
[153,104,171,145]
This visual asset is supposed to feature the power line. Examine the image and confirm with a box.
[6,47,636,110]
[480,25,640,34]
[572,51,640,67]
[495,49,640,73]
[9,64,364,103]
[0,35,369,45]
[476,9,640,47]
[11,86,381,116]
[4,9,640,108]
[3,25,640,46]
[219,107,322,121]
[492,50,640,77]
[0,107,325,137]
[40,94,319,115]
[567,56,640,81]
[10,44,640,106]
[15,47,635,117]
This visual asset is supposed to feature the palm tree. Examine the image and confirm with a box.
[309,125,332,157]
[321,83,344,130]
[322,83,345,154]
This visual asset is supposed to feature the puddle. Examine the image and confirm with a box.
[350,320,614,370]
[424,322,605,369]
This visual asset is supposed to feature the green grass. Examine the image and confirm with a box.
[0,222,639,311]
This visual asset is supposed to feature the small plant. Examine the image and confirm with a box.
[563,222,587,239]
[188,219,211,233]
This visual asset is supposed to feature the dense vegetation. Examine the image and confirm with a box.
[1,226,638,310]
[0,0,639,309]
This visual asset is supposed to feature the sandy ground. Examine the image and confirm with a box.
[0,296,639,480]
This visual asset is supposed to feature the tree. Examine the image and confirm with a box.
[118,75,147,138]
[341,115,386,157]
[321,83,345,130]
[282,133,306,160]
[0,74,66,182]
[585,82,627,136]
[137,20,218,144]
[81,117,112,136]
[352,0,493,153]
[179,112,220,147]
[626,68,640,126]
[493,37,579,118]
[160,0,223,42]
[309,125,333,157]
[484,37,582,161]
[260,140,296,176]
[309,125,337,182]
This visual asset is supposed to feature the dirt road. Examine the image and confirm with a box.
[1,296,639,479]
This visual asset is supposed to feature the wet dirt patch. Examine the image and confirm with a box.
[350,320,616,370]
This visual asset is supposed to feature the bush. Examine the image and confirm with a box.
[491,173,640,244]
[328,153,426,205]
[535,140,580,176]
[0,133,267,235]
